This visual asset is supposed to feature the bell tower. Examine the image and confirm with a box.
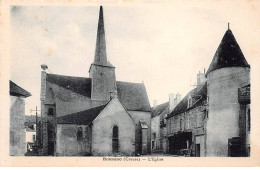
[89,6,116,101]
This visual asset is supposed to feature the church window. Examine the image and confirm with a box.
[77,127,83,141]
[48,108,54,116]
[112,125,119,153]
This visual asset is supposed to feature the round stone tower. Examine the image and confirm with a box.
[205,27,250,156]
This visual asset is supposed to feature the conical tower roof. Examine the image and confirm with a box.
[94,6,108,66]
[206,28,250,76]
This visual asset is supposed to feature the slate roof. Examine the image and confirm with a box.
[206,29,250,76]
[166,83,207,118]
[46,73,151,112]
[10,80,31,97]
[116,81,151,112]
[57,104,107,125]
[46,73,92,97]
[151,102,169,117]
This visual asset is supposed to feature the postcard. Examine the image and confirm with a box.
[0,0,260,167]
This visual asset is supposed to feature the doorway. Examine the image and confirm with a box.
[228,137,241,157]
[195,144,200,157]
[48,141,54,155]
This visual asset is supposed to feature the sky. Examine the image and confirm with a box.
[10,1,260,116]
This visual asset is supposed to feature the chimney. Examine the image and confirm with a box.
[169,93,175,113]
[153,100,158,107]
[197,71,206,92]
[176,93,181,105]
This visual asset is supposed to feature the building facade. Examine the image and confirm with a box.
[166,78,207,156]
[37,6,151,156]
[166,27,250,157]
[10,80,31,156]
[25,116,37,153]
[151,93,181,153]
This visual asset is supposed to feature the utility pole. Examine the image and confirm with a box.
[30,106,41,124]
[30,106,41,149]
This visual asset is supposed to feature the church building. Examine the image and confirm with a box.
[37,6,151,156]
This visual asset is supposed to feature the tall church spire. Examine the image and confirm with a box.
[94,6,107,66]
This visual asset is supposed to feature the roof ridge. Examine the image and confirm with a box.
[116,80,143,85]
[58,104,108,118]
[47,73,90,79]
[10,80,31,97]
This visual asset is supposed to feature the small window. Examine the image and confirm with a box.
[112,126,119,153]
[187,117,190,129]
[152,133,156,140]
[77,127,83,141]
[152,141,155,149]
[48,108,54,116]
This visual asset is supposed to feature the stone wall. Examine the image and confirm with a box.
[92,97,135,156]
[206,67,250,156]
[166,105,207,156]
[128,111,151,155]
[10,96,26,156]
[56,124,91,156]
[45,81,107,117]
[89,64,116,101]
[151,115,160,151]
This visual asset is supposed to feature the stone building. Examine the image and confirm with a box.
[238,84,250,157]
[151,93,181,153]
[166,75,207,156]
[151,102,168,152]
[166,26,250,157]
[10,80,31,156]
[205,27,250,157]
[37,6,151,156]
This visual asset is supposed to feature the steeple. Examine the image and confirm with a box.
[94,6,107,66]
[206,27,250,76]
[89,6,116,101]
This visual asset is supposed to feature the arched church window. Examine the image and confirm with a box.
[77,127,83,141]
[112,125,119,153]
[48,108,54,116]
